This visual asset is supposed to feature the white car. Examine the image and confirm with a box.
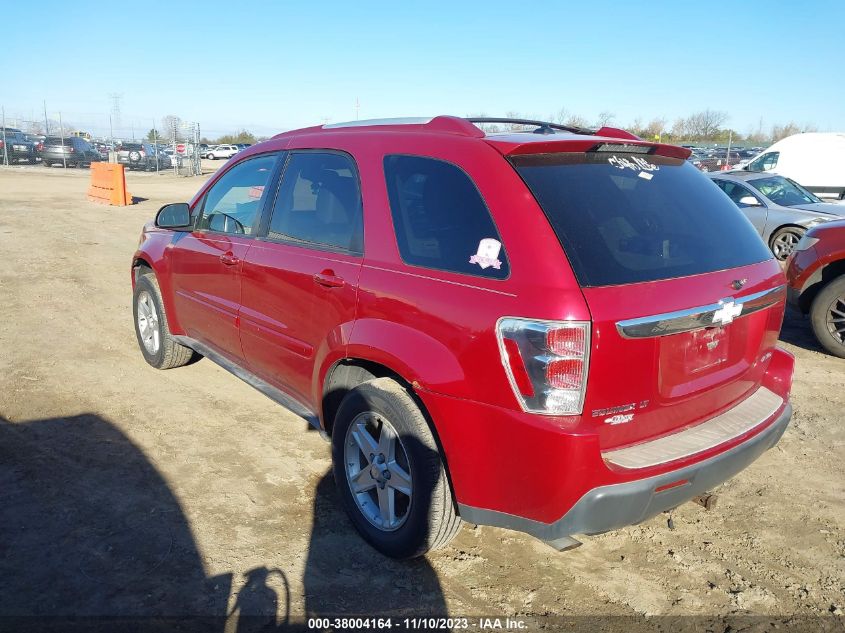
[742,133,845,201]
[205,144,239,160]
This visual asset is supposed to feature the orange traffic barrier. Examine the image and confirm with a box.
[87,163,133,206]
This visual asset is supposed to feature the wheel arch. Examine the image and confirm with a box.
[769,223,807,244]
[321,358,412,437]
[798,259,845,313]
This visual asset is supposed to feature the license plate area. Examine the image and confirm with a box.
[685,327,729,374]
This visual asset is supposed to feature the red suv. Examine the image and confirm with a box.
[132,116,794,558]
[786,220,845,357]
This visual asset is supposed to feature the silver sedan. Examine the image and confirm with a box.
[709,172,845,260]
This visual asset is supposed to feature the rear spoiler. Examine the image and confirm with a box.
[486,136,692,160]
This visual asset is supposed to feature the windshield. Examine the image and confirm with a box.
[511,152,773,287]
[751,176,822,206]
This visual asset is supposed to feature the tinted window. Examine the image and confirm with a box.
[512,152,772,287]
[199,155,277,235]
[267,152,362,253]
[383,155,508,278]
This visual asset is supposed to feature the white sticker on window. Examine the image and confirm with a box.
[469,238,502,270]
[638,171,653,180]
[608,155,659,173]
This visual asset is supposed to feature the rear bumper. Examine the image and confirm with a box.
[458,401,791,543]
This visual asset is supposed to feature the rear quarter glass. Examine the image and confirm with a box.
[511,153,773,287]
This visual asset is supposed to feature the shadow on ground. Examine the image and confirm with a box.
[0,413,445,631]
[779,307,826,354]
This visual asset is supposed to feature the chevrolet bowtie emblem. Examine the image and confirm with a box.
[712,299,742,326]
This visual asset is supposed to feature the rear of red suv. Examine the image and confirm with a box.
[131,116,793,558]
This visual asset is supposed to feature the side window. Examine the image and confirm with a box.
[749,151,779,172]
[716,180,761,207]
[267,152,363,253]
[383,155,509,279]
[199,155,277,235]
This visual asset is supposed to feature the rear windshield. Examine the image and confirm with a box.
[121,143,143,150]
[511,152,772,287]
[45,137,72,146]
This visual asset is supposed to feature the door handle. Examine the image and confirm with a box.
[220,253,240,266]
[313,270,345,288]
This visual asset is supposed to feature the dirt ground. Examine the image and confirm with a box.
[0,166,842,630]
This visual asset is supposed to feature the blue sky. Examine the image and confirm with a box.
[2,1,842,138]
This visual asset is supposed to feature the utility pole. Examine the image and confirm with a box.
[43,100,49,135]
[355,97,360,121]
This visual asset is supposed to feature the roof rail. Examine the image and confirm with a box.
[321,116,485,138]
[466,117,595,136]
[322,117,435,129]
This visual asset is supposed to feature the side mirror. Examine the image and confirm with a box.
[739,196,761,207]
[155,203,192,229]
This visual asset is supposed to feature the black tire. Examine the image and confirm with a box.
[43,161,52,167]
[132,273,195,369]
[769,226,806,261]
[331,377,461,559]
[809,276,845,358]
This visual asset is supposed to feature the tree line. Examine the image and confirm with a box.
[471,109,820,145]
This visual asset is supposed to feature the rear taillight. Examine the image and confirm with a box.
[496,318,590,415]
[140,150,146,157]
[0,140,4,149]
[36,142,43,151]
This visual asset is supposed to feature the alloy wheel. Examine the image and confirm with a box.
[136,290,161,355]
[343,411,413,531]
[826,295,845,345]
[772,231,801,260]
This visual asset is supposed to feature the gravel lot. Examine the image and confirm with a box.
[0,167,842,630]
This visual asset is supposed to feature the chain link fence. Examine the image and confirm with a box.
[1,106,206,176]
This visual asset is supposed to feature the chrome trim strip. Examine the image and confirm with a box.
[172,335,321,429]
[602,386,784,469]
[616,285,785,339]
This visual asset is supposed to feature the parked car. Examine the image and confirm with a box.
[162,147,183,168]
[743,133,845,200]
[691,149,744,172]
[786,220,845,357]
[41,136,101,167]
[205,144,239,159]
[116,142,168,171]
[710,172,845,260]
[131,116,793,558]
[23,133,46,161]
[0,127,37,164]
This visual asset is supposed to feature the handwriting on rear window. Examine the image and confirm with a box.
[607,155,659,173]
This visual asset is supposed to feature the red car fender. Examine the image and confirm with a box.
[343,318,466,394]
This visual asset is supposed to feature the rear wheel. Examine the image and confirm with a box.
[770,226,805,261]
[331,378,461,559]
[810,276,845,358]
[133,273,195,369]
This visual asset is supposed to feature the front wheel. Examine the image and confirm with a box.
[770,226,805,261]
[331,378,461,559]
[810,276,845,358]
[133,273,195,369]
